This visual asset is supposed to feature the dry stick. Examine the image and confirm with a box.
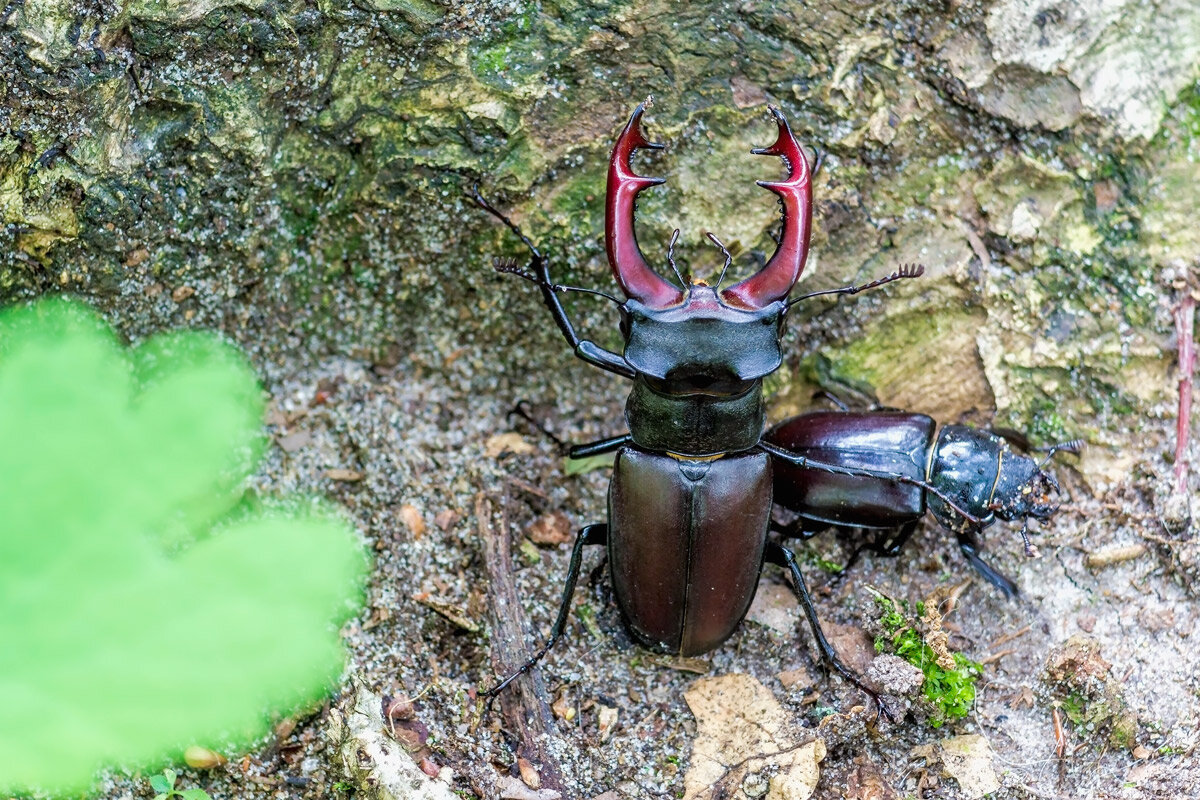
[1176,293,1196,496]
[476,492,566,793]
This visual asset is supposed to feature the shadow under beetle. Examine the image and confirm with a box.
[474,101,1015,719]
[766,405,1080,598]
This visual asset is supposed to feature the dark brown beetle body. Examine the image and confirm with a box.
[770,411,931,529]
[609,449,770,654]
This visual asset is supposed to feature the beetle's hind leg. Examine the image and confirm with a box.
[482,523,608,708]
[823,522,917,588]
[765,541,895,723]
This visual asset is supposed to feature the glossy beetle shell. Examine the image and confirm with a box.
[607,447,771,655]
[766,411,934,529]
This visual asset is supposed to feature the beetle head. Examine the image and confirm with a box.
[991,438,1080,555]
[992,458,1061,523]
[606,101,812,389]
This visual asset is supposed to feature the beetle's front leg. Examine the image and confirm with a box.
[765,541,895,723]
[471,187,635,378]
[482,523,608,708]
[955,530,1019,599]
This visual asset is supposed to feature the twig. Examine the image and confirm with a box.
[979,648,1016,666]
[476,492,566,792]
[1176,292,1196,496]
[987,625,1031,650]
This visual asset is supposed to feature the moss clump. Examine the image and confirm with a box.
[872,593,981,728]
[1043,635,1139,751]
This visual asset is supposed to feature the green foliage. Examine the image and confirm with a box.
[872,593,982,728]
[0,299,368,793]
[565,451,616,476]
[1061,691,1088,725]
[150,768,211,800]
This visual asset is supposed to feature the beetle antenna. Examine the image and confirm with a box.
[666,228,687,288]
[707,232,734,289]
[788,263,925,307]
[1018,519,1039,558]
[810,147,826,177]
[558,285,625,304]
[1036,438,1083,471]
[493,257,623,305]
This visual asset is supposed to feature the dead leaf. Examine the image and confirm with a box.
[528,511,572,545]
[646,653,710,674]
[844,755,896,800]
[274,717,297,740]
[325,468,364,482]
[911,735,999,800]
[824,622,876,674]
[564,451,615,475]
[745,582,800,635]
[497,774,561,800]
[434,509,460,531]
[362,606,392,630]
[777,667,815,692]
[551,689,575,722]
[183,745,226,768]
[596,705,618,743]
[399,504,426,538]
[683,673,825,800]
[485,432,535,458]
[517,757,541,789]
[171,285,195,302]
[1007,686,1036,709]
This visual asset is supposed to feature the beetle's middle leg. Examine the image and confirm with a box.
[482,523,608,705]
[765,541,894,722]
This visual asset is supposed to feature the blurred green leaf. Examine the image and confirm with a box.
[0,299,368,793]
[564,451,616,476]
[150,772,174,794]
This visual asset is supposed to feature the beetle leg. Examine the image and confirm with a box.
[482,523,609,708]
[811,389,852,412]
[769,514,827,540]
[472,186,636,379]
[508,399,567,451]
[765,542,895,723]
[955,530,1019,599]
[830,521,918,584]
[878,521,919,557]
[569,434,633,459]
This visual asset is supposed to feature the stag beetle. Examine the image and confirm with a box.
[766,405,1080,597]
[473,101,982,718]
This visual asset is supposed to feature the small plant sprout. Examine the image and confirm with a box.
[150,769,212,800]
